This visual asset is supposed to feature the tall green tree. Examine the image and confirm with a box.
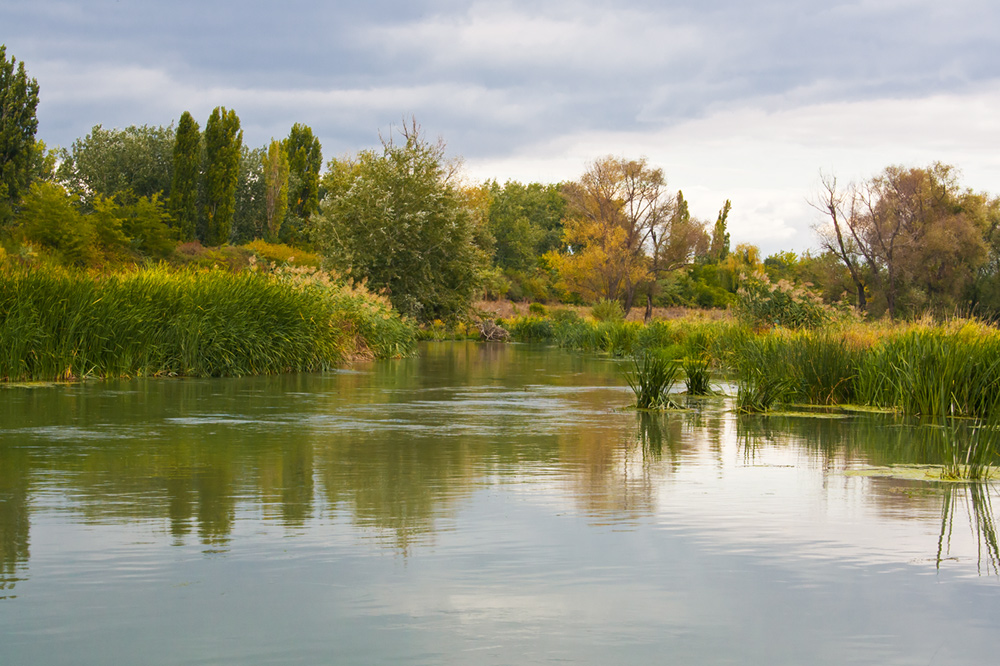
[486,180,565,273]
[709,199,731,262]
[232,145,266,244]
[57,124,175,205]
[0,45,40,224]
[315,122,485,321]
[284,123,322,219]
[203,107,242,246]
[264,139,289,241]
[169,111,201,241]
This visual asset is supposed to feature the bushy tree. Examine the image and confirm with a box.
[17,182,95,265]
[169,111,201,241]
[203,107,242,246]
[57,124,175,205]
[232,145,266,244]
[549,157,707,314]
[487,180,565,273]
[0,45,40,224]
[817,164,991,317]
[315,123,485,321]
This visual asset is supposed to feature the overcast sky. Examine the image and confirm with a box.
[4,0,999,254]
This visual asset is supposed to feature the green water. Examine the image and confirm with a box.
[1,341,998,665]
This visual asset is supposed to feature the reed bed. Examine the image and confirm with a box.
[500,311,1000,422]
[0,266,415,381]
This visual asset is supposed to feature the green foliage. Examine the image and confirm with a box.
[624,351,682,410]
[58,123,175,205]
[315,123,485,321]
[203,107,243,246]
[591,298,625,322]
[486,180,566,273]
[169,111,201,241]
[17,182,95,266]
[737,371,793,414]
[683,357,713,395]
[0,45,40,225]
[734,272,835,329]
[528,302,548,316]
[500,315,554,342]
[0,265,415,381]
[17,182,179,266]
[264,140,289,241]
[232,145,266,244]
[96,194,176,259]
[244,239,322,268]
[283,123,322,221]
[709,199,731,262]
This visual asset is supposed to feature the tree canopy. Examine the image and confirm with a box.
[0,45,40,224]
[315,123,486,321]
[203,107,242,245]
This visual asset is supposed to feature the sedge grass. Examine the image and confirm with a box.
[624,351,683,410]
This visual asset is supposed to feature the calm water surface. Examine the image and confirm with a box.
[1,342,998,665]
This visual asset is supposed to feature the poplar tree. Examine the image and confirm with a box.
[263,139,289,241]
[169,111,201,241]
[710,199,731,262]
[203,106,242,246]
[283,123,322,220]
[0,45,40,224]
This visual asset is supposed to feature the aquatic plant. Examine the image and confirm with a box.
[624,351,682,410]
[682,357,713,395]
[736,369,793,414]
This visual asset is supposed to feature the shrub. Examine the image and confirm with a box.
[591,298,625,322]
[734,272,835,329]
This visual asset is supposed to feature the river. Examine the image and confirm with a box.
[1,341,998,664]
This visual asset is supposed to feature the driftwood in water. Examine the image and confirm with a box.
[478,319,510,342]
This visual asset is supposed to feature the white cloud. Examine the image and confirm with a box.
[464,83,1000,254]
[363,3,705,74]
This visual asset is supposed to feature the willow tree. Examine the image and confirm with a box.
[315,122,485,321]
[0,45,40,224]
[203,106,242,246]
[169,111,201,241]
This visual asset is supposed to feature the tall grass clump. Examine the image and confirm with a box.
[683,357,713,395]
[590,298,625,322]
[0,265,415,381]
[624,351,682,410]
[500,315,554,342]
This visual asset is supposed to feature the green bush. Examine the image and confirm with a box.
[734,273,834,329]
[591,298,625,322]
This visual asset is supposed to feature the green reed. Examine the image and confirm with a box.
[0,266,415,381]
[624,351,682,410]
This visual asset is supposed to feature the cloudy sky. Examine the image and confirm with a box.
[4,0,999,253]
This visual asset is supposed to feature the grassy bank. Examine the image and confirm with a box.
[0,265,415,381]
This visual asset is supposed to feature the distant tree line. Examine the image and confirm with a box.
[4,43,1000,322]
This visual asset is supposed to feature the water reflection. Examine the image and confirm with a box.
[1,343,999,578]
[938,484,1000,575]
